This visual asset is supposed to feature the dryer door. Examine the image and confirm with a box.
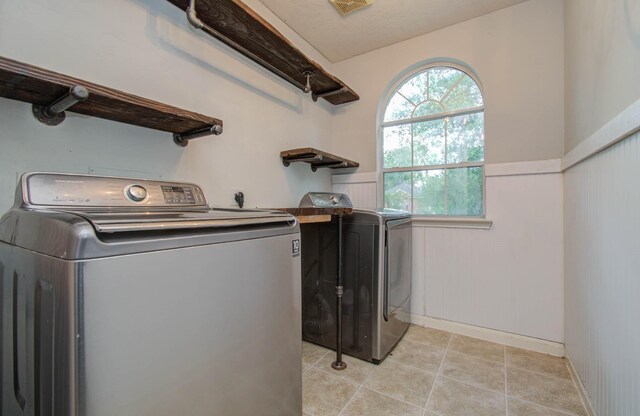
[384,218,412,320]
[375,217,412,360]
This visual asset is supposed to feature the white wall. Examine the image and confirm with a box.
[564,0,640,152]
[329,0,565,172]
[0,0,334,211]
[564,130,640,416]
[334,162,565,343]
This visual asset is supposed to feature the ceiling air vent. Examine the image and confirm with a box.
[329,0,374,16]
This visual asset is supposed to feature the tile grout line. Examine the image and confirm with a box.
[407,331,506,366]
[363,385,427,411]
[417,357,581,415]
[311,366,359,386]
[444,346,507,366]
[337,357,378,416]
[509,396,585,416]
[311,350,330,367]
[386,357,441,376]
[507,362,575,382]
[402,330,578,415]
[308,331,582,416]
[386,356,439,377]
[312,362,372,386]
[506,354,587,416]
[437,374,508,396]
[423,333,453,415]
[402,338,449,354]
[302,345,331,369]
[302,348,336,416]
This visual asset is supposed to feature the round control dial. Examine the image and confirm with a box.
[125,185,148,202]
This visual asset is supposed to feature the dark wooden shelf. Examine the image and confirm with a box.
[0,56,223,139]
[167,0,359,105]
[275,207,353,216]
[281,148,359,172]
[270,207,353,224]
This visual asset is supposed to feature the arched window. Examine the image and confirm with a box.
[380,63,484,216]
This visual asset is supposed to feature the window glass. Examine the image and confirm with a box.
[446,113,484,164]
[383,172,412,211]
[413,170,445,215]
[412,120,445,166]
[446,167,484,216]
[381,65,484,216]
[383,125,412,168]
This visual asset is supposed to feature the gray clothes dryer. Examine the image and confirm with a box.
[0,173,302,416]
[301,208,411,363]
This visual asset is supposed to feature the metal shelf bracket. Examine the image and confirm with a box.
[173,124,223,147]
[32,85,89,126]
[303,70,314,94]
[312,87,349,102]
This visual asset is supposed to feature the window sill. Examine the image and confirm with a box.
[411,216,493,230]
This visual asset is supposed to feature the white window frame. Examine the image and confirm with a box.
[377,61,487,219]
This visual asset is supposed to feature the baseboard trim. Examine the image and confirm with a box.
[566,354,597,416]
[410,315,565,357]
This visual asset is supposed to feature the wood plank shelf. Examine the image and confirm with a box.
[280,147,359,172]
[271,207,353,224]
[167,0,359,105]
[275,207,353,216]
[0,56,223,146]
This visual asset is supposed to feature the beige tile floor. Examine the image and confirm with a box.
[302,325,588,416]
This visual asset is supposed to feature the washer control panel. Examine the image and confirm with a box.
[161,185,196,204]
[22,173,208,208]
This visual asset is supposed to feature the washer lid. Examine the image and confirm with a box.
[72,209,295,233]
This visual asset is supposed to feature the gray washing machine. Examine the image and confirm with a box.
[0,173,302,416]
[301,208,411,363]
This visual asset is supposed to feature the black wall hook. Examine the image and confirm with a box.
[234,192,245,208]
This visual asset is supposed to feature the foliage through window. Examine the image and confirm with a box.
[381,65,484,216]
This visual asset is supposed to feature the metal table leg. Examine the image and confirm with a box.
[332,213,347,370]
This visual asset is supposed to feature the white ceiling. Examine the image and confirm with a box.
[259,0,529,62]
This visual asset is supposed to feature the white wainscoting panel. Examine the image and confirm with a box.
[331,182,377,208]
[333,165,564,342]
[420,172,564,342]
[564,131,640,416]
